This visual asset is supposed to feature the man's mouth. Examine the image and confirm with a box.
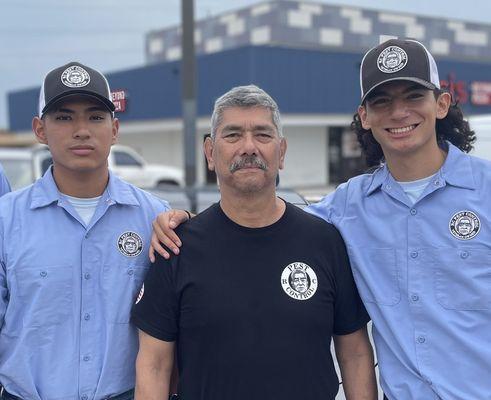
[386,124,418,134]
[70,145,95,156]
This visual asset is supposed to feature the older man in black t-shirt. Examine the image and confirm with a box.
[131,85,377,400]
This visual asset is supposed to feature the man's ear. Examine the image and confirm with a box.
[358,105,370,130]
[279,137,287,170]
[111,117,120,145]
[436,92,452,120]
[32,117,48,145]
[203,136,215,171]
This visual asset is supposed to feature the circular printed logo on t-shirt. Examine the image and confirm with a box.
[449,210,480,240]
[377,46,408,73]
[118,231,143,257]
[61,65,91,88]
[135,283,144,304]
[281,262,318,300]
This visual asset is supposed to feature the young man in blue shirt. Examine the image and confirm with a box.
[151,38,490,400]
[0,62,169,400]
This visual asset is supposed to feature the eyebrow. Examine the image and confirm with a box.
[221,124,274,132]
[53,106,108,113]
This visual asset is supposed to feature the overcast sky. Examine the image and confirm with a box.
[2,0,491,129]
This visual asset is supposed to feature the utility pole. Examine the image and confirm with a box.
[181,0,197,212]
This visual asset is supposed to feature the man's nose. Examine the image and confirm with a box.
[73,120,91,139]
[390,98,410,120]
[241,132,258,154]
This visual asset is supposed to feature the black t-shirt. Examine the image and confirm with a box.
[132,202,369,400]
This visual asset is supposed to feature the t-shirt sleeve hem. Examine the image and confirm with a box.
[333,314,371,336]
[131,315,177,342]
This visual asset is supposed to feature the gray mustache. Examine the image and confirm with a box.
[229,156,267,173]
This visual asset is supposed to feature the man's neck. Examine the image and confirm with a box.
[52,166,109,198]
[385,145,447,182]
[219,187,286,228]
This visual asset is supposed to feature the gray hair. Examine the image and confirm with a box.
[210,85,283,139]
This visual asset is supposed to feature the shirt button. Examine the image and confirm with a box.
[84,273,91,280]
[411,294,419,302]
[83,355,90,362]
[81,396,88,400]
[85,233,89,239]
[410,208,417,215]
[417,336,426,344]
[84,313,90,321]
[461,251,469,259]
[128,269,134,276]
[434,180,440,186]
[40,271,47,277]
[410,251,418,258]
[385,184,391,190]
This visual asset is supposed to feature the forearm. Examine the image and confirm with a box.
[135,355,172,400]
[338,350,377,400]
[334,328,377,400]
[134,331,175,400]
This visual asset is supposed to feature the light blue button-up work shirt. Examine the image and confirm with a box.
[0,169,169,400]
[308,143,491,400]
[0,164,11,197]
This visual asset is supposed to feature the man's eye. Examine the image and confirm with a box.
[407,92,425,100]
[55,115,71,121]
[369,98,390,106]
[90,115,105,120]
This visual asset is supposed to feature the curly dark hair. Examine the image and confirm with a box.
[351,89,476,167]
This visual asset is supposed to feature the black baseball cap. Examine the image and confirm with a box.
[38,62,115,117]
[360,38,440,104]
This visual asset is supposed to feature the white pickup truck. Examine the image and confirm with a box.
[0,144,184,191]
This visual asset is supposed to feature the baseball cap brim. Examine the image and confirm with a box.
[41,90,115,116]
[361,77,436,104]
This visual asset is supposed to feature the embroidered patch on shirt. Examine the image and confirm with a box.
[449,210,480,240]
[281,262,318,300]
[117,231,143,257]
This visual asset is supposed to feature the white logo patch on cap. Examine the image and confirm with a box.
[281,262,318,301]
[61,65,91,88]
[118,231,143,257]
[449,210,480,240]
[377,46,408,73]
[135,283,144,304]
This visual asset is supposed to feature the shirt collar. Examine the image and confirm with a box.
[439,142,476,190]
[365,142,476,196]
[366,165,390,196]
[30,167,140,209]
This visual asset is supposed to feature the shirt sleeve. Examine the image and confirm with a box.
[0,218,7,331]
[305,181,349,225]
[328,225,370,335]
[0,168,11,197]
[131,253,178,342]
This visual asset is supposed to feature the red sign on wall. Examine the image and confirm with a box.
[111,89,127,112]
[440,73,468,104]
[470,82,491,105]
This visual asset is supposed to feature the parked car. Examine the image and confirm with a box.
[0,144,184,191]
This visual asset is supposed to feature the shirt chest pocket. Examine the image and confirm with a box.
[434,248,491,310]
[349,247,401,306]
[14,265,73,327]
[102,264,148,324]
